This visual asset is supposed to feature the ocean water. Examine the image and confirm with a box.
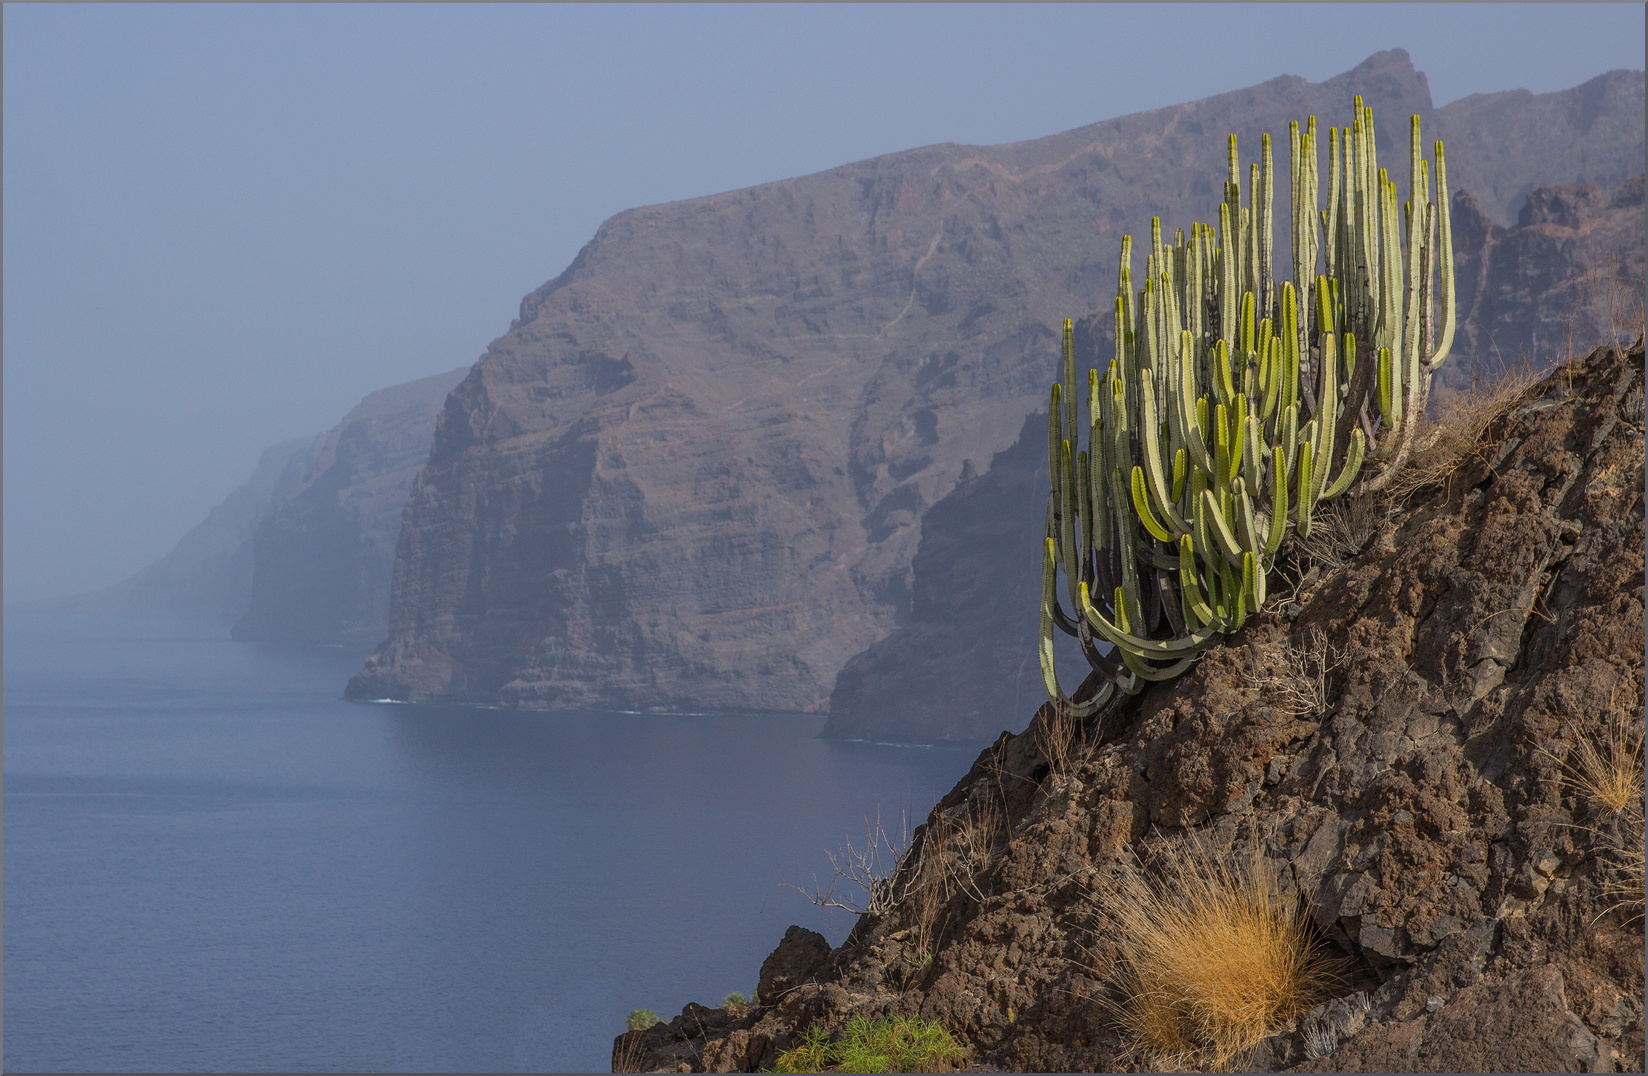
[3,614,986,1073]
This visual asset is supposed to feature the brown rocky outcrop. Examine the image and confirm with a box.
[614,341,1645,1072]
[1442,172,1646,394]
[233,366,469,647]
[825,171,1645,745]
[350,51,1644,713]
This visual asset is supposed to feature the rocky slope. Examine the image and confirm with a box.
[38,435,322,623]
[826,171,1645,745]
[232,366,469,646]
[350,51,1645,713]
[616,340,1646,1073]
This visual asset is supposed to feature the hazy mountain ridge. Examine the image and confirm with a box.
[29,435,323,623]
[232,366,470,646]
[349,50,1643,714]
[40,368,468,645]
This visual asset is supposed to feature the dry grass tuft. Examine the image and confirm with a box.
[1564,705,1646,925]
[1602,837,1645,927]
[611,1030,647,1073]
[1546,699,1647,926]
[1099,841,1337,1072]
[1034,700,1082,783]
[1244,630,1345,720]
[1381,362,1543,504]
[1294,495,1393,574]
[1566,710,1646,817]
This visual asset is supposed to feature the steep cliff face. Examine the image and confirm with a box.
[824,413,1061,743]
[826,172,1645,744]
[41,436,322,623]
[351,51,1645,712]
[1442,172,1645,393]
[232,366,469,647]
[619,341,1645,1074]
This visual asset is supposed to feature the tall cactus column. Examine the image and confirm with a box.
[1036,101,1455,710]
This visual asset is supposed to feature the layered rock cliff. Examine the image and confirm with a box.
[825,171,1645,744]
[350,51,1645,712]
[1442,171,1646,392]
[617,340,1646,1073]
[232,366,469,646]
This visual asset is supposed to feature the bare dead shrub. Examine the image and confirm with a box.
[927,796,1004,906]
[1245,630,1345,719]
[785,809,913,918]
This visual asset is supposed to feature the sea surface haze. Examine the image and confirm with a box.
[3,613,982,1072]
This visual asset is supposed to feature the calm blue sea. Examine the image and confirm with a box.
[3,614,986,1073]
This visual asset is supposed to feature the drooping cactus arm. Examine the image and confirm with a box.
[1076,580,1220,657]
[1116,648,1198,682]
[1040,538,1108,715]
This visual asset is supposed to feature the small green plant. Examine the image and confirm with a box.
[772,1015,967,1073]
[722,992,749,1009]
[625,1009,661,1033]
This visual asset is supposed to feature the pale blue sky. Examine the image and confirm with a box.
[5,3,1643,603]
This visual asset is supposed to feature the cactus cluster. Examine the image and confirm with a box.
[1040,99,1456,714]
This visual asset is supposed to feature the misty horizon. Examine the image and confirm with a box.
[5,4,1644,604]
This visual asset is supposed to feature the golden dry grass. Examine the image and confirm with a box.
[1567,710,1646,817]
[1034,700,1081,783]
[1563,707,1646,925]
[1381,361,1542,504]
[1101,842,1337,1072]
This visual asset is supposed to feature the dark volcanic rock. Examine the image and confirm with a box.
[233,367,468,647]
[41,436,323,623]
[616,342,1645,1072]
[353,51,1644,713]
[755,926,833,1005]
